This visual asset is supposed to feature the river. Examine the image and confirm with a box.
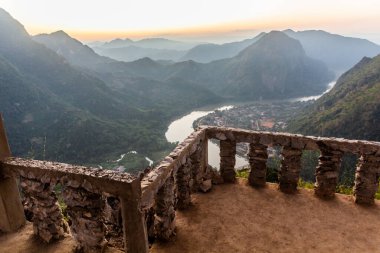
[165,81,336,169]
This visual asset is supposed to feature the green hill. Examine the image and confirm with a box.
[287,55,380,141]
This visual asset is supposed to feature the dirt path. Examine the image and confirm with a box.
[151,179,380,253]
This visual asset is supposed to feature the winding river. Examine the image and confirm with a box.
[165,81,336,169]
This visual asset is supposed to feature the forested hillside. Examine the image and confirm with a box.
[288,55,380,141]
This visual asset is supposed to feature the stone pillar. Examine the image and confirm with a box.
[0,174,26,232]
[20,176,67,242]
[200,138,208,177]
[62,181,106,252]
[279,146,303,193]
[154,174,176,241]
[354,154,380,205]
[120,179,149,253]
[248,143,268,187]
[220,140,236,183]
[176,159,192,209]
[190,144,203,192]
[315,143,343,198]
[0,114,25,232]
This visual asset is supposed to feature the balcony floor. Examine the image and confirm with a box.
[151,178,380,253]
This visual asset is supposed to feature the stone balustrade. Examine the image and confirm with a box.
[204,126,380,204]
[1,114,380,253]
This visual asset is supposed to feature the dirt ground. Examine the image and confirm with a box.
[0,222,123,253]
[151,178,380,253]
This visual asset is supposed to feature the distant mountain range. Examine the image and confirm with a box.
[89,30,380,76]
[106,31,333,100]
[179,33,265,63]
[288,54,380,141]
[92,45,186,62]
[36,29,334,101]
[100,37,199,50]
[283,29,380,75]
[89,37,200,62]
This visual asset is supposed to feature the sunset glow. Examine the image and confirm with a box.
[1,0,380,43]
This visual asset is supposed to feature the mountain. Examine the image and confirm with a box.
[100,37,198,50]
[287,55,380,141]
[180,33,265,63]
[205,31,333,99]
[33,31,115,68]
[283,29,380,75]
[0,8,180,167]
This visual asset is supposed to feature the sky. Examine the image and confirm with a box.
[1,0,380,44]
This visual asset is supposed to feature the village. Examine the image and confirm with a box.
[195,101,309,132]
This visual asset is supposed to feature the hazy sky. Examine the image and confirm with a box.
[1,0,380,43]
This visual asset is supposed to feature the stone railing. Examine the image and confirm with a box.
[139,126,380,248]
[1,116,380,253]
[204,126,380,202]
[0,117,148,252]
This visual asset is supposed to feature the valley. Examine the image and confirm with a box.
[0,7,379,175]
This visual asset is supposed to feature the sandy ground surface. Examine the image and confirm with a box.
[151,179,380,253]
[0,222,123,253]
